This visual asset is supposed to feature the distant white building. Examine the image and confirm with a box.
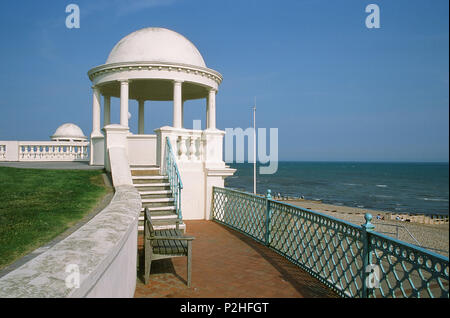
[0,123,89,162]
[51,123,87,142]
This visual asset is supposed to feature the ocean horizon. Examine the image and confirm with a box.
[224,161,449,216]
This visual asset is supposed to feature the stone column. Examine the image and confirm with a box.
[138,99,145,134]
[206,94,210,129]
[90,86,104,166]
[173,80,183,129]
[207,88,216,129]
[104,95,111,127]
[182,99,186,129]
[91,86,101,137]
[120,80,129,128]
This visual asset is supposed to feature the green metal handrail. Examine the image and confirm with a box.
[211,186,449,298]
[165,137,183,220]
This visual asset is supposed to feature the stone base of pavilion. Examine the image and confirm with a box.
[135,220,338,298]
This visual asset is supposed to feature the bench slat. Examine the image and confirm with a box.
[151,228,188,255]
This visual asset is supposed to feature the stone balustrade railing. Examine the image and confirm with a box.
[0,144,6,160]
[156,127,225,168]
[0,141,89,162]
[174,130,205,162]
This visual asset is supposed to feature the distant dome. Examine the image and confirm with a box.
[106,27,206,68]
[51,123,87,142]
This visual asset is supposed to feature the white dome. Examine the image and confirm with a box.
[51,123,87,142]
[106,27,206,68]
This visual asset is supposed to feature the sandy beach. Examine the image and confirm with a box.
[279,199,449,257]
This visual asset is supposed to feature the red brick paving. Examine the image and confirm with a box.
[134,220,338,298]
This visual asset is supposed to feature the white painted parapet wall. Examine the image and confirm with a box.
[103,124,134,186]
[0,185,141,298]
[0,141,89,162]
[127,134,157,166]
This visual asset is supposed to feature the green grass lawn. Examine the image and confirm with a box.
[0,167,109,270]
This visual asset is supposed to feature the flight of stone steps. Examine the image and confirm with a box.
[130,165,185,232]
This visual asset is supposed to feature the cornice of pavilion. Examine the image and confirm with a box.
[88,61,223,87]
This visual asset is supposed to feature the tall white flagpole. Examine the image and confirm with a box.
[253,97,256,195]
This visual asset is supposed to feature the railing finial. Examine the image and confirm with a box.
[362,213,375,232]
[266,189,272,200]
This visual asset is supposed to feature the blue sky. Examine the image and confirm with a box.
[0,0,448,162]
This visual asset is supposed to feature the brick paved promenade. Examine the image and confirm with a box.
[134,220,338,298]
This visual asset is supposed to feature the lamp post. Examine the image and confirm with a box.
[253,99,256,195]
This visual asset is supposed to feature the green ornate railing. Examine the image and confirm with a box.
[212,186,449,298]
[165,137,183,219]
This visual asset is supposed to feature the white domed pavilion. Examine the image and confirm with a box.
[87,27,235,220]
[88,27,222,141]
[51,123,87,142]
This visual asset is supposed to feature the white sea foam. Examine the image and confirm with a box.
[420,198,449,202]
[374,195,393,198]
[376,184,388,188]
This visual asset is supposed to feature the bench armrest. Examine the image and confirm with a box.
[151,218,181,224]
[148,235,195,241]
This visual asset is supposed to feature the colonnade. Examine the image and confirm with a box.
[90,80,217,137]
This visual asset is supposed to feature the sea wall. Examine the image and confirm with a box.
[0,185,141,298]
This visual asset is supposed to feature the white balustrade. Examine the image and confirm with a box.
[155,127,226,169]
[178,135,189,161]
[10,141,90,162]
[0,145,6,160]
[172,131,205,162]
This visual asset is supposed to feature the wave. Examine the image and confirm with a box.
[376,184,388,188]
[420,198,449,202]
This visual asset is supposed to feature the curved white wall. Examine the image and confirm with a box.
[0,185,141,298]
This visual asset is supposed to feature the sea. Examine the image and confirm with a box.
[224,162,449,216]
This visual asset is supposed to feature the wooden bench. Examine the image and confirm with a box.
[143,208,195,287]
